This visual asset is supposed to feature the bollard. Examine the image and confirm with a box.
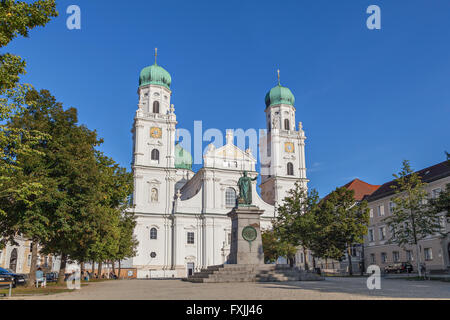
[9,282,12,297]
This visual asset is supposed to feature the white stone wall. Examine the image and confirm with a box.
[130,82,307,278]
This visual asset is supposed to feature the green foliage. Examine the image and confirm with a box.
[384,160,443,247]
[261,228,297,264]
[0,0,57,217]
[1,89,136,283]
[0,0,58,92]
[428,183,449,220]
[274,182,369,275]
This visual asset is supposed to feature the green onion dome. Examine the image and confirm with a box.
[265,84,295,108]
[175,142,193,170]
[139,63,172,89]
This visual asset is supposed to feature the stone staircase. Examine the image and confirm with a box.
[184,264,324,283]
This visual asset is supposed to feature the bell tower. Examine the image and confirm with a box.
[259,70,308,206]
[133,48,177,169]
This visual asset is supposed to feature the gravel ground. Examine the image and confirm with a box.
[10,277,450,300]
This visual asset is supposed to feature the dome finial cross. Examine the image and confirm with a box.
[154,48,158,65]
[277,69,280,85]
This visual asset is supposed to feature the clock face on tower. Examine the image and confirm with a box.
[285,142,295,153]
[150,127,162,139]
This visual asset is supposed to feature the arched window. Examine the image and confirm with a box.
[150,228,157,240]
[225,188,237,208]
[287,162,294,176]
[151,149,160,161]
[284,119,290,131]
[153,101,160,114]
[151,188,158,203]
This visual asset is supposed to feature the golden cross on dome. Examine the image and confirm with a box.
[155,48,158,65]
[277,69,280,85]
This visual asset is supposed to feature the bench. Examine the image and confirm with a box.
[0,281,13,297]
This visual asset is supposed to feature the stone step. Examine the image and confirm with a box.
[185,265,324,283]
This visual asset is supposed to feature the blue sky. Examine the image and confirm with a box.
[7,0,450,197]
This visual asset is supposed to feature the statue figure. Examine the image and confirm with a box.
[151,188,158,203]
[237,171,258,206]
[272,116,278,129]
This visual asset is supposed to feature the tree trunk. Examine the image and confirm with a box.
[360,245,365,276]
[91,261,95,274]
[80,262,85,275]
[347,246,353,276]
[98,261,103,278]
[415,242,422,278]
[118,260,122,279]
[57,253,67,285]
[112,260,116,275]
[27,241,39,288]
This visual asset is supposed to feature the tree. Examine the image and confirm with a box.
[261,229,297,265]
[428,154,450,220]
[0,0,57,218]
[0,0,58,91]
[116,211,138,278]
[274,182,320,270]
[384,160,444,277]
[3,88,103,285]
[318,187,370,275]
[428,184,450,220]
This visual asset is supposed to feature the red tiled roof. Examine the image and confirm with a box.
[342,179,381,201]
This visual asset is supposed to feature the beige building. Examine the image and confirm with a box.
[0,237,57,274]
[364,161,450,273]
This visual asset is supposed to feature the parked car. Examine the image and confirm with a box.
[45,272,58,283]
[0,268,26,288]
[384,262,413,274]
[0,274,14,289]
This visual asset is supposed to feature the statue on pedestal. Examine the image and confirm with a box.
[237,171,258,206]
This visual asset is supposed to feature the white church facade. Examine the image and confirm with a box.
[130,57,308,278]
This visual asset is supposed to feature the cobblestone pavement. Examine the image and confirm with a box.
[11,277,450,300]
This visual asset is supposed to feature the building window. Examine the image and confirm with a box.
[370,254,376,264]
[368,229,374,242]
[390,226,396,239]
[187,232,195,244]
[150,228,158,240]
[393,251,400,263]
[424,248,433,261]
[379,227,386,241]
[389,201,395,214]
[287,162,294,176]
[227,233,231,245]
[150,188,158,203]
[225,188,237,208]
[369,209,374,218]
[151,149,160,161]
[381,252,387,264]
[431,188,442,199]
[377,205,384,217]
[153,101,160,114]
[406,250,413,262]
[284,119,290,131]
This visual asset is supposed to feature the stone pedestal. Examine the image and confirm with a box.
[227,206,265,265]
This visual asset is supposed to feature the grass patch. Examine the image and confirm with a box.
[0,282,91,297]
[0,283,73,297]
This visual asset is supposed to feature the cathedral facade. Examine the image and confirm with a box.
[130,58,308,278]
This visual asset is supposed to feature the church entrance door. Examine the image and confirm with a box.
[187,263,195,277]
